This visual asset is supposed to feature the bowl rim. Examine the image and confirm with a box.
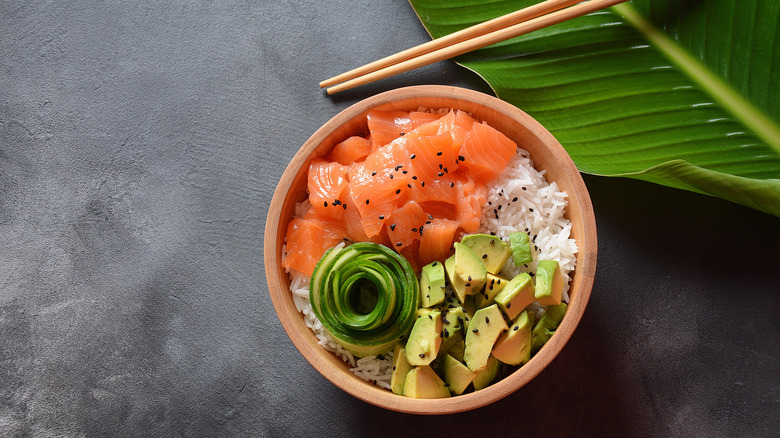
[264,85,597,415]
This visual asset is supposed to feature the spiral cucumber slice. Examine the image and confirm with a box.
[310,242,420,357]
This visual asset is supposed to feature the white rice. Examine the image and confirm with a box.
[285,146,578,389]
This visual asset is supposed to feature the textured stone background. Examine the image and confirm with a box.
[1,1,778,437]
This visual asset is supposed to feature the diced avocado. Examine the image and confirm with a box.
[509,231,533,266]
[390,343,413,395]
[414,307,433,319]
[534,260,564,306]
[475,273,510,308]
[445,334,465,362]
[494,272,535,320]
[403,365,451,399]
[445,255,482,304]
[531,303,567,353]
[453,242,487,294]
[464,304,508,372]
[439,306,468,353]
[420,261,446,308]
[460,234,511,274]
[492,310,534,365]
[472,355,500,390]
[405,310,442,366]
[441,354,476,396]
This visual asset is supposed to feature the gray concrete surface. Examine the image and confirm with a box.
[1,1,778,437]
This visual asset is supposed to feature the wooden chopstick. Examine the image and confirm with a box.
[323,0,627,95]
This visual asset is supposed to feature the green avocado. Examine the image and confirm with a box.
[491,310,534,366]
[420,261,446,308]
[494,272,535,320]
[472,355,500,390]
[441,353,476,395]
[460,234,511,274]
[534,260,564,306]
[463,304,508,372]
[509,231,533,266]
[475,273,510,308]
[453,242,487,294]
[405,309,442,366]
[403,365,451,399]
[445,254,482,304]
[390,343,413,395]
[531,303,567,354]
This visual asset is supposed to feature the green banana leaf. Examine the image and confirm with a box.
[408,0,780,217]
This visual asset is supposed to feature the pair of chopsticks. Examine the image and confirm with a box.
[320,0,627,95]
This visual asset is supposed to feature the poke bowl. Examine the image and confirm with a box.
[264,85,597,414]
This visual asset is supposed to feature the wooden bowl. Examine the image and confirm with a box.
[264,85,597,414]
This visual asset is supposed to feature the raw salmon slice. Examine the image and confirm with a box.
[418,218,459,267]
[386,200,428,251]
[366,110,443,150]
[328,135,372,165]
[459,121,517,184]
[307,158,350,220]
[405,133,461,205]
[281,217,347,276]
[454,177,487,234]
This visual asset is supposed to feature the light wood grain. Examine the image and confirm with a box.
[264,85,597,414]
[323,0,627,94]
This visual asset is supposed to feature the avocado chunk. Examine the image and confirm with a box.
[464,304,508,372]
[531,303,567,353]
[494,272,535,320]
[405,310,442,366]
[441,354,476,395]
[509,231,533,266]
[472,355,500,390]
[390,343,414,395]
[403,365,451,399]
[534,260,564,306]
[444,255,482,304]
[419,261,446,308]
[453,242,487,294]
[492,310,534,365]
[460,234,511,274]
[475,273,510,308]
[439,305,468,355]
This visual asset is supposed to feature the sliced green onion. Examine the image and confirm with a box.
[310,242,419,357]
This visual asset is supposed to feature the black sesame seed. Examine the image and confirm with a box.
[407,184,412,188]
[410,154,416,159]
[529,208,534,212]
[482,254,488,259]
[472,329,479,333]
[378,215,384,220]
[513,326,519,331]
[395,189,401,194]
[512,197,518,202]
[342,204,347,210]
[436,151,443,156]
[428,314,432,319]
[438,172,444,177]
[485,316,490,323]
[522,187,527,191]
[412,175,417,180]
[323,201,328,207]
[419,353,425,358]
[365,199,370,205]
[389,174,394,179]
[390,224,397,231]
[458,155,465,161]
[467,275,472,281]
[439,164,443,169]
[506,303,512,308]
[421,181,425,187]
[465,282,471,287]
[450,182,454,188]
[396,242,402,247]
[432,261,438,267]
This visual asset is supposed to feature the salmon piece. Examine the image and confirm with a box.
[454,177,487,234]
[399,239,422,273]
[459,121,517,184]
[328,135,372,165]
[366,110,443,150]
[348,141,410,238]
[405,133,461,205]
[281,217,347,276]
[307,159,350,220]
[418,218,459,266]
[418,201,457,221]
[386,200,428,251]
